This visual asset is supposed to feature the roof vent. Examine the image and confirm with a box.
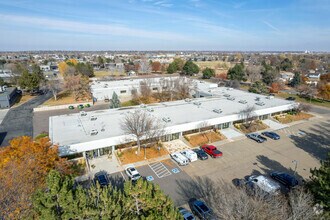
[224,94,230,97]
[90,129,98,136]
[227,97,235,101]
[140,104,146,108]
[239,100,247,104]
[256,102,265,106]
[80,111,87,116]
[90,115,97,121]
[185,98,192,102]
[227,88,233,90]
[162,117,171,123]
[266,96,274,99]
[213,109,222,114]
[193,101,201,106]
[146,108,154,112]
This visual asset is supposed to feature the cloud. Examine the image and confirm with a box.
[262,21,280,32]
[0,13,189,41]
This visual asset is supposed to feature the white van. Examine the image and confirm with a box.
[248,175,281,194]
[171,152,189,166]
[181,149,198,162]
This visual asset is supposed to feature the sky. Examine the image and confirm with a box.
[0,0,329,51]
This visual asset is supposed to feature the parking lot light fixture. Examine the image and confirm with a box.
[292,160,298,176]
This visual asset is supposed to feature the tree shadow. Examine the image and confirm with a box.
[255,155,304,182]
[289,120,330,161]
[0,132,7,146]
[108,175,125,190]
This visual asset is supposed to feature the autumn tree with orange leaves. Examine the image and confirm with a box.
[0,136,73,219]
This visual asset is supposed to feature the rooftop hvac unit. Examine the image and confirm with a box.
[256,102,265,106]
[239,100,247,104]
[90,115,97,121]
[227,97,235,101]
[90,129,98,136]
[146,108,154,112]
[224,94,230,97]
[162,117,171,123]
[140,104,146,108]
[266,96,274,99]
[185,98,192,102]
[193,101,201,106]
[213,109,222,114]
[80,111,87,116]
[227,88,233,90]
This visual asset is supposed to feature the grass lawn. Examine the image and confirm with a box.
[234,121,269,134]
[12,94,35,107]
[43,91,92,106]
[276,92,330,108]
[117,146,168,165]
[121,99,140,107]
[274,112,313,124]
[185,131,226,147]
[94,70,125,78]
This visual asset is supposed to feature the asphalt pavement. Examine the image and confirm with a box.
[0,92,52,146]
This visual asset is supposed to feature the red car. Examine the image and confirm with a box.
[201,145,223,158]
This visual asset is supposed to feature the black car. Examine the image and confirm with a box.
[261,131,280,140]
[189,199,216,220]
[232,178,256,195]
[270,172,298,188]
[94,172,109,187]
[286,97,296,101]
[193,149,208,160]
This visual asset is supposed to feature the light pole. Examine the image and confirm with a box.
[292,160,298,176]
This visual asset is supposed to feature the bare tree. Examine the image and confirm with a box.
[47,79,62,101]
[198,121,212,143]
[173,77,194,100]
[239,105,257,128]
[131,87,139,102]
[121,110,165,155]
[139,79,152,101]
[139,59,151,74]
[294,103,311,114]
[226,80,240,89]
[246,65,262,83]
[64,75,90,101]
[177,177,317,220]
[159,77,175,101]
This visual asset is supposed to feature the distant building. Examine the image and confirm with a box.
[40,65,51,72]
[0,87,18,109]
[306,73,321,86]
[279,71,294,82]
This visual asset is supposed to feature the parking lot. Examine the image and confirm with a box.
[103,115,329,207]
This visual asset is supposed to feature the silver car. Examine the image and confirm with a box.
[248,175,281,194]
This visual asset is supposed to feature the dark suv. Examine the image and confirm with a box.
[94,172,109,187]
[270,171,298,188]
[189,199,216,220]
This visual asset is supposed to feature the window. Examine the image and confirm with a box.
[222,122,230,129]
[120,90,126,94]
[152,87,158,91]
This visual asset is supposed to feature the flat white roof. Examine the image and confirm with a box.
[50,88,294,150]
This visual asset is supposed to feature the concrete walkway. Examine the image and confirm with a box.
[263,119,288,130]
[221,128,244,139]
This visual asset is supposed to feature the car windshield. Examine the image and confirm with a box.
[199,204,210,212]
[213,150,221,154]
[133,174,140,178]
[98,176,107,184]
[186,216,194,220]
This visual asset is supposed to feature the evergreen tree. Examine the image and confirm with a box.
[33,170,181,219]
[110,92,121,109]
[248,81,269,94]
[308,152,330,213]
[202,68,215,79]
[261,62,278,85]
[290,72,302,87]
[167,63,177,74]
[227,63,246,81]
[182,60,199,76]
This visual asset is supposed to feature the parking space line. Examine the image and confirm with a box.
[170,158,183,171]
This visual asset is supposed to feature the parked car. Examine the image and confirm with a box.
[261,131,280,140]
[193,149,208,160]
[232,178,256,195]
[171,152,189,166]
[270,171,298,188]
[181,149,198,162]
[189,199,216,220]
[68,105,74,110]
[247,175,281,195]
[94,172,109,187]
[125,166,141,181]
[246,133,267,143]
[286,97,296,101]
[178,207,195,220]
[85,103,91,108]
[77,104,84,109]
[201,145,223,158]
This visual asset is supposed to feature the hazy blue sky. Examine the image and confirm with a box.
[0,0,329,51]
